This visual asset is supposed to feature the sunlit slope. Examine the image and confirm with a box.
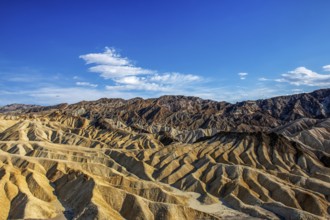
[0,89,330,220]
[0,117,248,220]
[0,114,329,219]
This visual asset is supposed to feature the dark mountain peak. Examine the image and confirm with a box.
[0,104,40,113]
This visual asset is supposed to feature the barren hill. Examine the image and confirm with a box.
[0,89,329,220]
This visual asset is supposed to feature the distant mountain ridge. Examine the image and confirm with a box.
[2,88,329,137]
[0,103,40,113]
[3,88,329,119]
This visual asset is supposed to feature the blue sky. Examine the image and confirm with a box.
[0,0,330,105]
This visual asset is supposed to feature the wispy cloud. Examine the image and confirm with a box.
[150,72,200,83]
[0,87,136,105]
[76,81,98,88]
[80,47,202,93]
[238,72,248,80]
[0,67,59,83]
[106,77,168,92]
[276,66,330,86]
[323,65,330,72]
[28,87,124,104]
[0,85,288,106]
[79,47,154,79]
[258,77,269,81]
[292,88,304,93]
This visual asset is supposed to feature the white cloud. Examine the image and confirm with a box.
[107,76,168,92]
[277,66,330,86]
[76,82,98,88]
[258,77,269,81]
[182,85,288,102]
[88,64,153,78]
[323,65,330,72]
[150,72,200,84]
[80,47,154,78]
[106,83,168,92]
[292,88,303,93]
[238,72,248,80]
[231,87,283,100]
[80,47,202,93]
[106,72,200,92]
[114,76,141,85]
[0,87,137,105]
[80,47,130,66]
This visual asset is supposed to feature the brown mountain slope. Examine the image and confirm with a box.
[2,88,328,142]
[0,89,330,219]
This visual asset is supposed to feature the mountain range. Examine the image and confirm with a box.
[0,89,329,220]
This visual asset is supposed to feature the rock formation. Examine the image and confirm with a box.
[0,89,329,219]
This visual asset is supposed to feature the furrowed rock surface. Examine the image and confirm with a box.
[0,88,329,220]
